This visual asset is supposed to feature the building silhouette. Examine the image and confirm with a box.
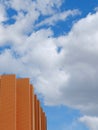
[0,75,47,130]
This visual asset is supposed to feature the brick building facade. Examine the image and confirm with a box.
[0,75,47,130]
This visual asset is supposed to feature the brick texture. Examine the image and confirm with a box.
[0,75,16,130]
[0,75,47,130]
[16,78,31,130]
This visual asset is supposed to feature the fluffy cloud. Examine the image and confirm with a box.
[0,4,6,22]
[33,11,98,117]
[58,12,98,115]
[37,9,81,26]
[79,116,98,130]
[1,1,98,128]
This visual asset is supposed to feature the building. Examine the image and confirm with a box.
[0,75,47,130]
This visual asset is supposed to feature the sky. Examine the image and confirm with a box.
[0,0,98,130]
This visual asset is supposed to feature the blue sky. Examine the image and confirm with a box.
[0,0,98,130]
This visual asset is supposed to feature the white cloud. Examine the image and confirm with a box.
[0,49,25,74]
[30,12,98,116]
[1,2,98,129]
[57,12,98,115]
[35,0,63,15]
[37,9,81,26]
[79,116,98,130]
[3,0,33,11]
[0,4,6,22]
[3,0,63,15]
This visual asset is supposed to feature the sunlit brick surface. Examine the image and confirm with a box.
[34,95,38,130]
[39,102,41,130]
[0,75,16,130]
[0,75,47,130]
[16,78,31,130]
[30,85,35,130]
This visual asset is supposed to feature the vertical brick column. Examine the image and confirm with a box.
[0,75,16,130]
[45,115,47,130]
[43,112,45,130]
[16,78,31,130]
[42,111,47,130]
[35,95,42,130]
[39,103,41,130]
[30,85,33,130]
[34,95,38,130]
[41,108,44,130]
[37,100,40,130]
[38,100,42,130]
[30,85,35,130]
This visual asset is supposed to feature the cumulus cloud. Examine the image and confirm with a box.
[37,9,81,26]
[79,116,98,130]
[1,2,98,129]
[57,12,98,115]
[0,4,6,22]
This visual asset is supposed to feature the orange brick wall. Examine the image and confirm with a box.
[34,95,38,130]
[45,115,47,130]
[41,108,43,130]
[0,75,16,130]
[30,85,35,130]
[30,85,33,130]
[0,75,47,130]
[16,78,31,130]
[39,102,41,130]
[41,111,47,130]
